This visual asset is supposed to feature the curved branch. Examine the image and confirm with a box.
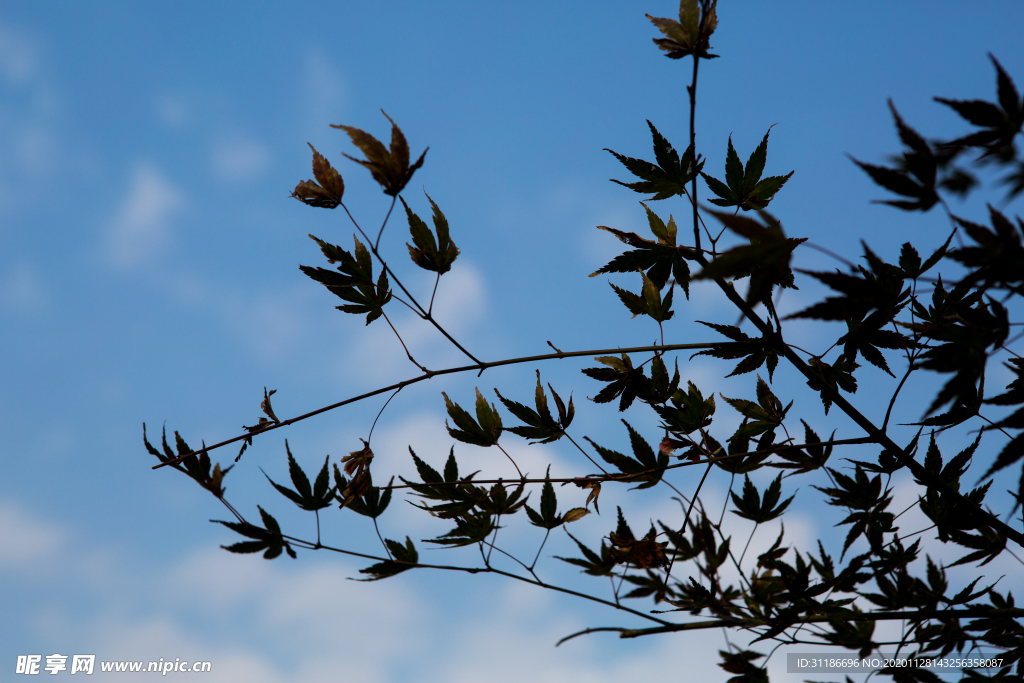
[153,341,743,469]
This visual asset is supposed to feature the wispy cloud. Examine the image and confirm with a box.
[303,49,345,135]
[211,135,272,183]
[105,164,185,269]
[0,502,64,568]
[0,21,38,84]
[0,261,47,312]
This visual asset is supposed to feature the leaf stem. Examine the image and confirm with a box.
[375,196,397,250]
[662,460,714,583]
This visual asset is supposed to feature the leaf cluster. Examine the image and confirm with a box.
[582,352,680,411]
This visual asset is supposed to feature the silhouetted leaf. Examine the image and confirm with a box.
[332,111,427,196]
[701,128,793,211]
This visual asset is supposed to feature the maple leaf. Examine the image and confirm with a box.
[262,441,333,512]
[292,143,345,208]
[300,235,393,325]
[591,202,696,296]
[581,353,650,411]
[609,271,675,323]
[216,506,297,560]
[606,121,704,200]
[442,389,503,448]
[694,209,806,311]
[701,127,793,211]
[401,193,459,274]
[358,537,418,581]
[495,370,574,444]
[936,54,1024,166]
[332,111,427,196]
[849,101,940,211]
[692,321,779,381]
[646,0,719,61]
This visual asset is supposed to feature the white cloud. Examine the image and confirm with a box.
[303,49,345,133]
[155,94,188,127]
[342,261,489,385]
[0,502,64,568]
[211,135,272,182]
[0,261,46,312]
[167,273,311,361]
[3,491,728,683]
[0,21,38,84]
[14,124,58,175]
[106,164,185,269]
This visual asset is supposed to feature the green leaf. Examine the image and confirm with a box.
[585,420,667,489]
[590,214,695,295]
[556,531,617,576]
[495,370,574,444]
[610,271,675,323]
[216,506,297,560]
[524,467,564,530]
[442,389,503,447]
[731,473,794,523]
[143,424,233,498]
[401,193,460,273]
[358,536,419,580]
[606,121,705,200]
[701,128,793,211]
[300,234,392,325]
[425,510,497,547]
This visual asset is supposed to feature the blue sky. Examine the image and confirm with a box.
[2,2,1023,681]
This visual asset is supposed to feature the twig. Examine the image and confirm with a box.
[153,341,744,469]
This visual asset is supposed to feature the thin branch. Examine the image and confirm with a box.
[487,566,672,626]
[367,387,402,445]
[372,517,391,558]
[374,196,397,250]
[428,272,441,317]
[381,311,429,372]
[688,48,701,253]
[737,522,759,568]
[494,443,524,479]
[617,607,1024,639]
[153,341,745,469]
[662,461,714,583]
[529,528,551,571]
[883,363,916,432]
[342,201,483,364]
[562,432,609,475]
[556,627,628,647]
